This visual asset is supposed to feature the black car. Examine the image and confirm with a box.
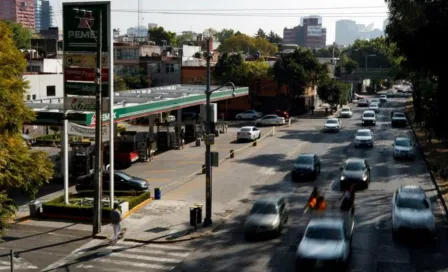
[340,158,371,190]
[292,154,321,181]
[357,99,369,107]
[75,171,149,192]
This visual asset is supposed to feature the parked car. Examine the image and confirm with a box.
[255,115,286,126]
[244,197,289,240]
[237,126,261,142]
[391,112,407,127]
[291,153,321,181]
[393,137,416,160]
[362,110,376,126]
[235,110,263,120]
[75,170,149,192]
[339,107,353,118]
[340,158,371,190]
[274,110,289,119]
[323,118,341,132]
[354,129,374,148]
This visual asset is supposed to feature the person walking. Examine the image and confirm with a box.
[180,128,185,149]
[110,204,122,244]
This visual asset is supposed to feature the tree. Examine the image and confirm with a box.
[148,26,177,46]
[3,21,32,49]
[317,79,343,110]
[344,59,359,74]
[214,29,235,42]
[218,34,277,55]
[0,22,54,233]
[255,28,267,39]
[212,53,244,84]
[114,76,127,91]
[267,31,282,44]
[176,32,195,45]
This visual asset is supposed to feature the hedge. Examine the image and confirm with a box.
[42,191,151,220]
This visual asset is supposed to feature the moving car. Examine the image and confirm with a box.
[75,171,149,192]
[391,112,407,127]
[323,118,341,132]
[392,185,436,240]
[237,126,261,142]
[380,95,388,103]
[340,158,371,190]
[358,99,369,107]
[393,137,416,160]
[370,98,380,106]
[244,197,289,240]
[362,110,376,126]
[292,154,321,181]
[255,114,286,126]
[339,107,353,118]
[354,129,374,148]
[369,102,380,113]
[296,216,354,270]
[236,110,263,120]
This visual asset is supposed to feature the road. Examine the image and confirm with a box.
[40,96,448,271]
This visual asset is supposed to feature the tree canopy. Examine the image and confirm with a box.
[214,29,235,42]
[148,26,177,46]
[217,34,278,56]
[0,22,54,233]
[317,79,351,109]
[2,21,32,49]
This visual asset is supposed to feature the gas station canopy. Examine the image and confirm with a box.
[26,84,248,126]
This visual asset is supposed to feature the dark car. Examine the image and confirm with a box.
[340,158,371,190]
[274,110,289,119]
[292,154,321,181]
[357,99,369,107]
[75,170,149,192]
[391,111,407,127]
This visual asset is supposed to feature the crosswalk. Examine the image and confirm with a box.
[42,239,193,271]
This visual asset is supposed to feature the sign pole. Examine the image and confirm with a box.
[108,3,114,208]
[63,118,69,204]
[93,10,103,235]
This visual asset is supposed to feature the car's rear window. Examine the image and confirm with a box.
[342,109,350,112]
[250,203,278,214]
[305,226,343,240]
[345,161,364,171]
[326,119,338,124]
[395,139,411,147]
[396,197,429,210]
[393,113,405,118]
[357,131,371,137]
[364,113,375,118]
[296,156,314,164]
[241,128,252,132]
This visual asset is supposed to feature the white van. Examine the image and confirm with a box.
[362,110,376,126]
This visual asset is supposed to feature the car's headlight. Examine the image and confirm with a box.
[340,176,346,180]
[362,174,367,181]
[272,217,280,226]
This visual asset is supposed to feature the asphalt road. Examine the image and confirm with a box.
[172,97,448,272]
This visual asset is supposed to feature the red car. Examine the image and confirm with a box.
[274,110,289,119]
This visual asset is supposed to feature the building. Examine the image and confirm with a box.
[127,25,149,37]
[28,58,62,73]
[283,16,326,49]
[34,0,53,32]
[24,73,63,100]
[0,0,35,30]
[140,56,181,87]
[39,26,59,40]
[335,20,359,46]
[114,43,161,76]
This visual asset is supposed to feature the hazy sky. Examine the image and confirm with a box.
[53,0,389,44]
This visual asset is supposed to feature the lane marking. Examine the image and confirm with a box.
[106,252,182,263]
[92,258,173,270]
[76,264,147,272]
[116,240,190,251]
[106,245,190,258]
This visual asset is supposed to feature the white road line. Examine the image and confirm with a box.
[76,264,147,272]
[106,245,190,258]
[116,241,190,251]
[93,258,174,270]
[106,252,181,263]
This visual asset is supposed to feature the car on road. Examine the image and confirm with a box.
[339,107,353,118]
[244,197,289,240]
[393,137,416,160]
[340,158,371,190]
[392,185,436,240]
[387,91,395,97]
[370,98,381,105]
[292,154,321,181]
[235,110,263,120]
[358,98,369,107]
[296,217,354,270]
[237,126,261,142]
[255,114,286,126]
[380,95,388,103]
[391,111,407,127]
[75,170,149,192]
[369,102,380,113]
[354,129,374,148]
[323,118,341,132]
[362,110,376,126]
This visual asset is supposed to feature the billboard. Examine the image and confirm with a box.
[307,26,323,37]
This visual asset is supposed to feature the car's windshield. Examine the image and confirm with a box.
[364,113,375,118]
[370,103,378,107]
[296,156,314,165]
[241,128,252,132]
[342,109,350,112]
[372,99,379,103]
[326,119,338,124]
[357,131,371,137]
[393,113,405,118]
[397,197,429,210]
[395,139,411,147]
[250,203,278,214]
[345,161,364,171]
[115,172,132,181]
[305,225,343,240]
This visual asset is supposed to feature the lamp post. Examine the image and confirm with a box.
[203,37,235,226]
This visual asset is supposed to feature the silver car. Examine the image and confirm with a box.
[244,197,289,240]
[392,185,436,239]
[354,129,374,148]
[324,118,341,132]
[393,137,416,160]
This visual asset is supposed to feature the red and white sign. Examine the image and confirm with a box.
[64,67,109,82]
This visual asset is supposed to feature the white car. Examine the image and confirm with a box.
[354,129,374,148]
[339,107,353,118]
[369,102,380,113]
[392,185,436,239]
[393,137,416,160]
[370,98,380,105]
[236,110,263,120]
[237,126,261,142]
[324,118,341,132]
[255,115,286,126]
[362,110,376,125]
[380,95,387,103]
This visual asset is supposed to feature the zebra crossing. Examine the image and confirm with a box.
[42,239,193,271]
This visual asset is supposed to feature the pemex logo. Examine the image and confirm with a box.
[76,10,94,29]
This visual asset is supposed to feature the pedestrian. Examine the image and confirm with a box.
[180,128,185,149]
[310,105,315,115]
[110,204,122,244]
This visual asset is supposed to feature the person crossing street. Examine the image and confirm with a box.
[110,204,122,244]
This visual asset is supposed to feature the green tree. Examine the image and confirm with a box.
[317,79,342,110]
[267,31,282,44]
[218,34,277,55]
[0,22,54,233]
[214,29,235,42]
[114,76,127,91]
[3,21,32,49]
[122,75,150,89]
[212,53,244,84]
[344,59,359,74]
[176,32,195,45]
[255,28,267,39]
[148,26,177,46]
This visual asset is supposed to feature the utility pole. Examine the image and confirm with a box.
[93,11,103,235]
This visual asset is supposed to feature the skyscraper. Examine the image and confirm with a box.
[35,0,53,33]
[0,0,35,30]
[335,20,359,46]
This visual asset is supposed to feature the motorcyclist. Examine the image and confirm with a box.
[340,184,355,215]
[307,187,319,209]
[316,196,327,211]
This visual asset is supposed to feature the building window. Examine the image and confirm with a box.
[32,94,36,100]
[115,48,139,60]
[30,65,41,72]
[26,95,31,100]
[165,63,180,74]
[47,86,56,96]
[149,63,160,73]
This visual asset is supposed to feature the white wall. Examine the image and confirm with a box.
[43,59,63,73]
[23,74,63,100]
[182,45,201,58]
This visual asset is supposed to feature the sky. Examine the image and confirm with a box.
[53,0,389,45]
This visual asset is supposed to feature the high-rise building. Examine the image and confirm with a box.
[283,16,326,49]
[35,0,53,33]
[336,20,359,46]
[0,0,35,30]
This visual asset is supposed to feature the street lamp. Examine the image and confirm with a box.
[203,37,235,226]
[365,54,376,72]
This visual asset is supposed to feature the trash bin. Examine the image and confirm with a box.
[190,206,198,226]
[29,200,42,217]
[195,204,203,224]
[154,188,161,200]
